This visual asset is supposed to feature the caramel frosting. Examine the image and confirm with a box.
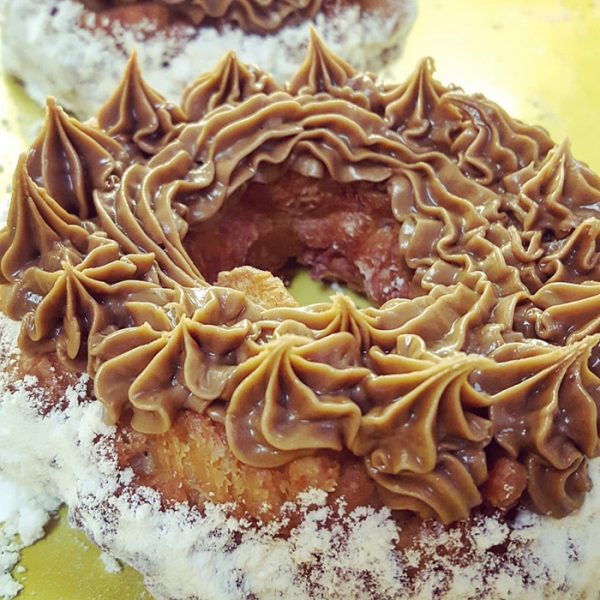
[98,52,185,154]
[3,33,600,524]
[84,0,322,33]
[181,52,279,122]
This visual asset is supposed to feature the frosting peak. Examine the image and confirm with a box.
[28,97,126,219]
[288,28,356,95]
[182,51,279,121]
[98,52,185,155]
[383,57,455,140]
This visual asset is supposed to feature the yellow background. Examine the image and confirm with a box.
[2,0,600,597]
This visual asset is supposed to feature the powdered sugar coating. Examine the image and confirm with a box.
[0,478,61,598]
[0,312,600,599]
[1,0,416,117]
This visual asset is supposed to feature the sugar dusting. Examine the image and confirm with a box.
[100,551,122,574]
[1,0,417,117]
[0,311,599,599]
[0,478,60,598]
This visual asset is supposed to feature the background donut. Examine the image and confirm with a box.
[1,0,417,117]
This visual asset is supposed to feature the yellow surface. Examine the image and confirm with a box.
[12,509,151,600]
[1,0,600,598]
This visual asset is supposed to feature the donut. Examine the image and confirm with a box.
[1,0,417,117]
[2,33,600,599]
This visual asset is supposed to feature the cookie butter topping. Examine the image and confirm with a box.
[3,34,600,524]
[85,0,322,33]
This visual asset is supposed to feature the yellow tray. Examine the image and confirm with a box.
[2,0,600,597]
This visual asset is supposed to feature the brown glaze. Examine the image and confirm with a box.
[2,33,600,524]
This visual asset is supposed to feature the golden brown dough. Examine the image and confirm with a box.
[216,267,299,309]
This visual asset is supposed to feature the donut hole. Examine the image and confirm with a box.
[182,173,411,305]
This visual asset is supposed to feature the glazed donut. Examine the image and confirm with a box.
[1,0,417,117]
[2,34,600,599]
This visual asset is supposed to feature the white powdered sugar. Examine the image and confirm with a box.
[0,478,60,598]
[0,309,600,599]
[100,551,122,574]
[0,0,416,118]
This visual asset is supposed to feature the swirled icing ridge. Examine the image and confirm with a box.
[83,0,322,33]
[2,34,600,524]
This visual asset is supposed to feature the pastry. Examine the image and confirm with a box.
[1,34,600,599]
[1,0,417,117]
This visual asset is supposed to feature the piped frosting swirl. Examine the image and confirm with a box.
[84,0,323,33]
[3,35,600,524]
